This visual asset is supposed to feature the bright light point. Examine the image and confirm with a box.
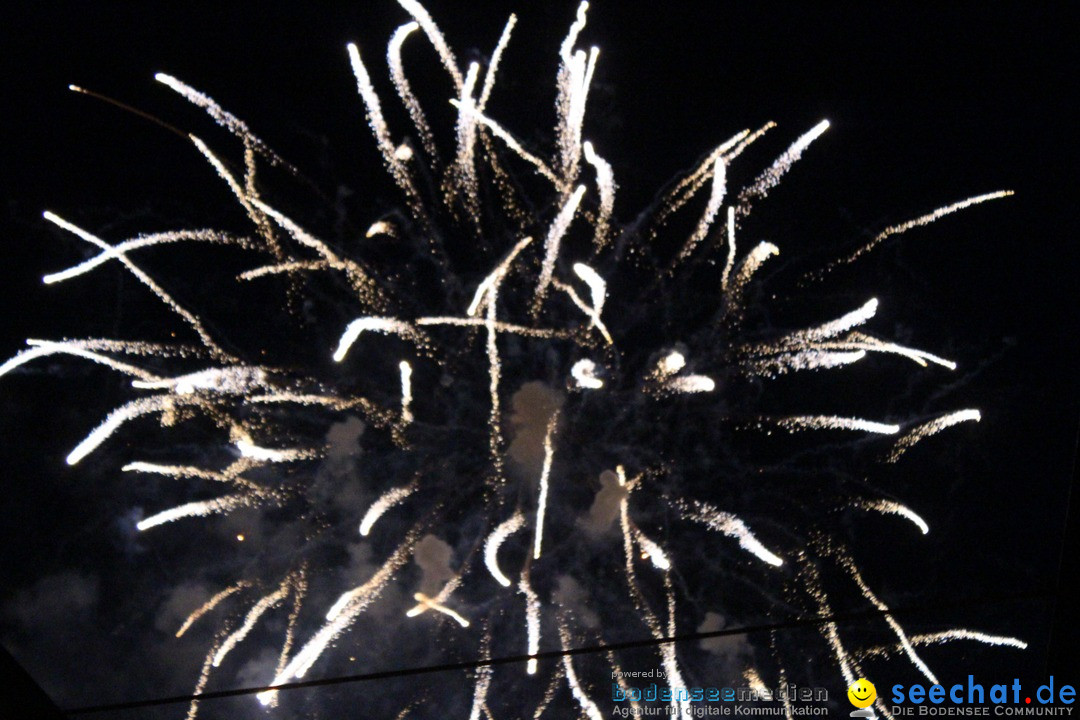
[527,659,538,675]
[911,630,1028,651]
[334,317,419,362]
[235,439,298,461]
[636,533,671,570]
[781,416,900,435]
[758,548,784,567]
[571,359,603,389]
[572,263,606,310]
[658,351,685,376]
[360,485,416,536]
[667,375,715,393]
[399,360,414,426]
[681,501,785,567]
[394,144,413,161]
[408,592,471,627]
[236,534,245,542]
[861,500,930,534]
[888,409,981,461]
[484,513,524,587]
[365,220,391,237]
[325,593,352,621]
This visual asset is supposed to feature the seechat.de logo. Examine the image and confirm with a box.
[849,679,878,717]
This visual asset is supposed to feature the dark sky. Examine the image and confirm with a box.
[0,2,1077,718]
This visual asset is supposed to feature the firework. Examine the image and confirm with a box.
[1,2,1026,718]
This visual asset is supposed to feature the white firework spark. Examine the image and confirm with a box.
[887,409,982,462]
[406,592,471,628]
[484,512,525,588]
[1,2,1022,717]
[857,499,931,535]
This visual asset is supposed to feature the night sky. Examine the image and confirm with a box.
[1,2,1077,718]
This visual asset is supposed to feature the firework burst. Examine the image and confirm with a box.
[1,3,1027,718]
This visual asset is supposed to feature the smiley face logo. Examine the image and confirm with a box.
[848,678,876,708]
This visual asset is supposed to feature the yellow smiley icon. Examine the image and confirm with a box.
[848,678,876,708]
